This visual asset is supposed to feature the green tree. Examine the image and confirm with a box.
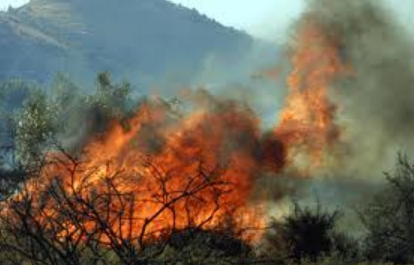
[0,79,33,143]
[10,72,135,165]
[13,89,57,166]
[91,71,133,117]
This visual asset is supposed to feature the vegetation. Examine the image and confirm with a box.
[361,154,414,264]
[0,73,412,264]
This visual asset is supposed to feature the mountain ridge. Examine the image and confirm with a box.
[0,0,256,87]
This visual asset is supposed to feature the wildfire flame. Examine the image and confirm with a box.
[4,19,348,246]
[20,100,283,244]
[274,19,349,170]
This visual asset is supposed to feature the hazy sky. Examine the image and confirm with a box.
[167,0,305,40]
[1,0,413,41]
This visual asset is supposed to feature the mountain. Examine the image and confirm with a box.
[0,0,255,87]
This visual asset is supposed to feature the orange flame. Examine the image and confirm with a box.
[275,20,348,170]
[5,19,349,246]
[20,100,284,245]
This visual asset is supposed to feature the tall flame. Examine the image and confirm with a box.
[275,20,348,170]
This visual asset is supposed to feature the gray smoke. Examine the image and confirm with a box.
[295,0,414,178]
[266,0,414,226]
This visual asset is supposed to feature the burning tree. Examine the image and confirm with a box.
[0,146,257,265]
[0,80,284,264]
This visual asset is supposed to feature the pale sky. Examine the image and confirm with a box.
[1,0,413,41]
[167,0,305,40]
[0,0,29,11]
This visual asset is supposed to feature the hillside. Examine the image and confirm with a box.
[0,0,255,86]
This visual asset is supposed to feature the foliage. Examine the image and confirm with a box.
[0,72,135,204]
[13,88,57,166]
[7,72,134,167]
[93,71,132,114]
[0,79,34,150]
[0,79,33,112]
[282,202,339,263]
[361,154,414,264]
[265,201,355,264]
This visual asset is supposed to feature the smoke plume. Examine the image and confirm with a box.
[301,0,414,176]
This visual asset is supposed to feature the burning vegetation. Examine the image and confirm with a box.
[1,0,414,264]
